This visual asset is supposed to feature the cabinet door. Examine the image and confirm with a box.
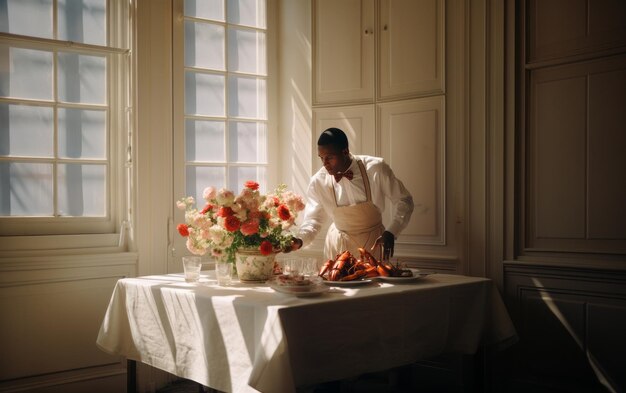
[379,96,445,245]
[312,105,376,171]
[379,0,445,100]
[313,0,375,104]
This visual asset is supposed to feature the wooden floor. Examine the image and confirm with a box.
[154,367,421,393]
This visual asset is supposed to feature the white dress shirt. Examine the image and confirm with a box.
[298,154,414,247]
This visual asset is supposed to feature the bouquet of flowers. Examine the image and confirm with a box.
[176,181,306,263]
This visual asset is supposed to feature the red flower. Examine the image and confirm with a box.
[224,215,241,232]
[277,204,291,220]
[271,196,280,206]
[200,203,214,214]
[217,206,233,217]
[244,180,259,190]
[240,219,260,236]
[249,211,262,220]
[177,224,189,237]
[259,240,273,255]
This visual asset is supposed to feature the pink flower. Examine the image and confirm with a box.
[240,219,260,236]
[203,186,217,201]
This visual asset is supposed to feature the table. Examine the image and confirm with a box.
[96,272,516,393]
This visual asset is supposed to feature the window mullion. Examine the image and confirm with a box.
[53,47,59,217]
[53,0,58,41]
[224,13,230,187]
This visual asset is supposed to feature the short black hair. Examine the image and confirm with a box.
[317,127,349,150]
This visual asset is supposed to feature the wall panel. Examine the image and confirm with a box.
[528,0,626,63]
[0,256,135,392]
[525,55,626,254]
[379,96,445,245]
[503,264,626,391]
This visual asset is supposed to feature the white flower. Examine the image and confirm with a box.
[216,188,235,206]
[186,236,207,256]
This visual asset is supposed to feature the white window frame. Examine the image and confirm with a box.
[0,1,132,249]
[171,0,278,263]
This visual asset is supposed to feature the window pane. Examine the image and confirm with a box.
[57,52,106,104]
[58,108,107,159]
[228,166,266,192]
[0,0,53,39]
[186,166,225,204]
[185,21,225,70]
[0,104,53,157]
[227,0,266,28]
[228,76,266,119]
[57,163,106,216]
[185,71,225,116]
[228,27,266,75]
[0,162,53,216]
[57,0,106,46]
[185,0,224,21]
[0,46,53,100]
[186,119,225,162]
[228,121,266,163]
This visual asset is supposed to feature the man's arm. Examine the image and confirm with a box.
[284,178,329,252]
[370,160,414,259]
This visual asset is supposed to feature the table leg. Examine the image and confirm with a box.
[127,359,137,393]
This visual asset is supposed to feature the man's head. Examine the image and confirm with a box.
[317,127,351,175]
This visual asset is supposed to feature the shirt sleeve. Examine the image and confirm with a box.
[297,175,330,247]
[378,159,414,237]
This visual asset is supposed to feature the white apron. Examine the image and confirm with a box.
[324,159,385,260]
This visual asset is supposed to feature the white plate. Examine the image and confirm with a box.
[270,284,330,297]
[322,278,373,287]
[376,269,433,283]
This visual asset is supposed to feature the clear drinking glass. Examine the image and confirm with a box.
[183,256,202,283]
[302,257,318,277]
[215,261,232,286]
[282,258,302,276]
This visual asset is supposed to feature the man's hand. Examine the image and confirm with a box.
[371,231,395,261]
[283,238,303,253]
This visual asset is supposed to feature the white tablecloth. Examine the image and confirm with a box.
[96,273,516,393]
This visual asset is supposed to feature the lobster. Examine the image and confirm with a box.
[319,248,381,281]
[318,247,412,281]
[358,247,413,277]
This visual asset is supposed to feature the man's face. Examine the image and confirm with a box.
[318,145,349,175]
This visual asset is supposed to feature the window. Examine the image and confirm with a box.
[0,0,131,236]
[177,0,269,205]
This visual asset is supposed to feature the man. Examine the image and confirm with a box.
[289,127,414,261]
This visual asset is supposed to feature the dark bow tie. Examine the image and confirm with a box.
[334,169,354,182]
